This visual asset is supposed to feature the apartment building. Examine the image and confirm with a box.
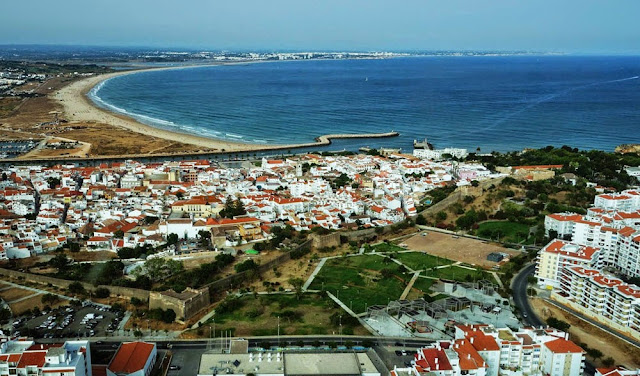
[594,190,640,211]
[535,239,601,290]
[394,325,585,376]
[596,367,640,376]
[558,267,640,334]
[540,339,585,376]
[0,339,92,376]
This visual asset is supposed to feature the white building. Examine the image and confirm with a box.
[540,338,585,376]
[535,239,601,290]
[558,266,640,335]
[398,325,585,376]
[107,342,156,376]
[0,339,92,376]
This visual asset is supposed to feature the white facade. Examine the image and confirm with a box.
[540,340,585,376]
[559,267,640,334]
[535,239,601,290]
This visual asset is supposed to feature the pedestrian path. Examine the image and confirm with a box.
[0,280,73,301]
[399,272,421,300]
[7,292,41,304]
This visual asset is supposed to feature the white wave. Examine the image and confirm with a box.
[225,133,244,139]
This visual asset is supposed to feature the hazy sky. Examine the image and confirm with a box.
[1,0,639,53]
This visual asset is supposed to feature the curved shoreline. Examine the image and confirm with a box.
[52,63,400,157]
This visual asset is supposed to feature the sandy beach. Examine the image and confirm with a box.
[48,63,399,159]
[53,65,271,152]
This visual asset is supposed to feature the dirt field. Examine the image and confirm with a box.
[20,137,92,159]
[8,294,68,315]
[0,76,208,157]
[0,287,36,302]
[403,231,519,268]
[531,298,640,368]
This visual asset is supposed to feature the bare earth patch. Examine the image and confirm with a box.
[403,231,519,268]
[531,297,640,368]
[0,287,36,302]
[9,295,68,315]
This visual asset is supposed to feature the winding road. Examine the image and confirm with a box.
[511,264,597,375]
[511,264,543,327]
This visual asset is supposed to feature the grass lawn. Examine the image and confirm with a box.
[372,243,406,253]
[476,221,533,244]
[201,293,366,337]
[82,263,107,284]
[394,252,454,271]
[309,255,409,313]
[424,266,492,282]
[411,277,435,293]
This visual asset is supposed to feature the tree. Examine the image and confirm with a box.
[436,211,447,222]
[94,287,110,299]
[49,254,71,272]
[416,215,427,226]
[198,230,211,247]
[46,177,61,189]
[220,196,246,218]
[143,258,183,282]
[0,308,11,324]
[602,357,615,367]
[113,230,124,239]
[586,348,603,361]
[68,281,86,295]
[41,294,59,305]
[546,317,570,332]
[235,259,258,273]
[69,242,80,252]
[288,277,304,300]
[456,209,479,230]
[167,233,179,245]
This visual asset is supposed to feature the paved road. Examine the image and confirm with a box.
[511,264,596,376]
[511,264,543,327]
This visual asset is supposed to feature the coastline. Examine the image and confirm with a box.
[53,62,399,155]
[54,64,267,152]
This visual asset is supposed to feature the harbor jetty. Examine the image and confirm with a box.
[0,131,400,166]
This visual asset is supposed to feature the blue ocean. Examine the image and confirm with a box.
[90,56,640,152]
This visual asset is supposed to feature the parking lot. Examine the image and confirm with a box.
[167,345,207,376]
[375,344,419,370]
[13,302,123,339]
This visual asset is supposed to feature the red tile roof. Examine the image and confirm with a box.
[108,342,155,374]
[542,239,598,260]
[544,338,583,354]
[17,351,47,368]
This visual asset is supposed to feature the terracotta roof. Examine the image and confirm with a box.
[17,351,47,368]
[542,239,598,260]
[108,342,155,374]
[454,339,487,370]
[544,338,583,354]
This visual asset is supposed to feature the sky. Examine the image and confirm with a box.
[1,0,639,53]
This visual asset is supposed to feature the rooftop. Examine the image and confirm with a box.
[108,342,155,374]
